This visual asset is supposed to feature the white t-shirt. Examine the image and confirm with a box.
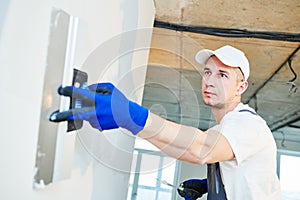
[209,103,281,200]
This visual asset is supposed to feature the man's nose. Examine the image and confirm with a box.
[203,74,216,86]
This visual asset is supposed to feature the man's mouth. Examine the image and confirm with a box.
[203,91,216,97]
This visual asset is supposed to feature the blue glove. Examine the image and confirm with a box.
[50,82,149,135]
[177,179,208,200]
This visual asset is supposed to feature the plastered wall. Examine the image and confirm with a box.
[0,0,155,199]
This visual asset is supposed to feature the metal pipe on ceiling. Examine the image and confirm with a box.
[269,110,300,132]
[246,45,300,104]
[154,20,300,42]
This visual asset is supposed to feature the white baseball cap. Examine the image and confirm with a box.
[195,45,250,80]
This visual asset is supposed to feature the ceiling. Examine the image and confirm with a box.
[143,0,300,151]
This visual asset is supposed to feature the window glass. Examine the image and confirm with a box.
[158,191,172,199]
[128,149,178,200]
[137,188,156,200]
[160,157,176,189]
[139,154,160,187]
[280,154,300,200]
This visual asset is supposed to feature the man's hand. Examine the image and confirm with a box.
[177,179,208,200]
[50,82,148,135]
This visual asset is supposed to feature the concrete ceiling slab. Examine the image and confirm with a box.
[154,0,300,33]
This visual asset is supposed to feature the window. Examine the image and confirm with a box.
[278,150,300,200]
[127,140,180,200]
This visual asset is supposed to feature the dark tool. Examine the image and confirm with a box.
[49,68,88,131]
[157,179,203,200]
[67,68,88,131]
[49,69,113,131]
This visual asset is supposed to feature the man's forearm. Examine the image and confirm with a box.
[138,112,207,164]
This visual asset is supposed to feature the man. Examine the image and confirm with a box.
[51,45,281,199]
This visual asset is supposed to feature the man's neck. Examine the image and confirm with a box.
[211,102,241,124]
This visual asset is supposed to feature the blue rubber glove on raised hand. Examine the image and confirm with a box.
[50,82,149,135]
[177,179,208,200]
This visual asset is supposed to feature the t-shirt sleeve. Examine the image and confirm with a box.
[217,112,268,165]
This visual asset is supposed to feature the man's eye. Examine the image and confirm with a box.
[204,71,211,75]
[220,73,228,78]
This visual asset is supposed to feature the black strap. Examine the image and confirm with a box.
[239,109,257,115]
[207,163,227,200]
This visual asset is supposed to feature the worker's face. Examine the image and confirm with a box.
[201,56,248,108]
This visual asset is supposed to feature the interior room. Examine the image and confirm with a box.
[1,0,299,200]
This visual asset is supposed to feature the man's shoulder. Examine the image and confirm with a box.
[223,103,265,125]
[234,103,256,113]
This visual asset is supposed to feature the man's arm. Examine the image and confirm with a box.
[50,83,234,164]
[138,112,235,164]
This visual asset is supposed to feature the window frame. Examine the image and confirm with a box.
[129,148,181,200]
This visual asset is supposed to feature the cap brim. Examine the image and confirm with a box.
[195,49,214,65]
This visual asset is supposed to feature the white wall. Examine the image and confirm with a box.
[0,0,155,199]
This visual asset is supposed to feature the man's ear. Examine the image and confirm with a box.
[237,81,248,95]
